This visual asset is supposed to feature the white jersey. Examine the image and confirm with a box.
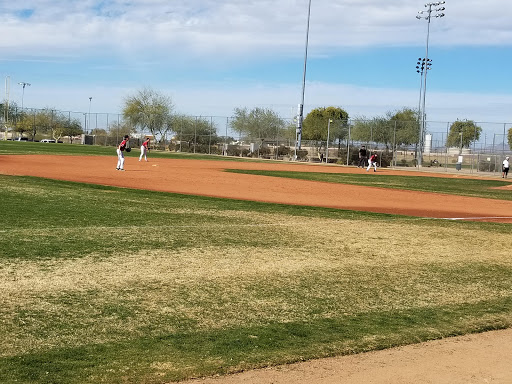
[504,159,510,169]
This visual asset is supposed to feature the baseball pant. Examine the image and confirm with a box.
[139,146,147,161]
[116,148,125,169]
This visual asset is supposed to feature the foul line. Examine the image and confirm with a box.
[440,216,512,221]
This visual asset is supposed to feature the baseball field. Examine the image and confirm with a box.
[1,141,512,384]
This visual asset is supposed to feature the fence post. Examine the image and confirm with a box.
[106,114,109,146]
[209,116,212,155]
[392,121,397,167]
[503,123,507,155]
[225,117,228,156]
[492,133,496,173]
[346,123,351,166]
[194,116,197,154]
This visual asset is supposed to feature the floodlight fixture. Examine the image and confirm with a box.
[18,82,31,110]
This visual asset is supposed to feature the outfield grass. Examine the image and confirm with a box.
[1,173,512,384]
[227,169,512,200]
[0,140,261,162]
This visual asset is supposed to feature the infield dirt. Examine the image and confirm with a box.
[1,154,512,222]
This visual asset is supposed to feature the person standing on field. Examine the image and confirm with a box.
[139,138,150,162]
[366,152,378,172]
[358,145,368,168]
[116,135,130,171]
[503,156,510,178]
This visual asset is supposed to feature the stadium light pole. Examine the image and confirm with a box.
[415,57,431,162]
[416,1,445,167]
[416,58,431,119]
[295,0,312,159]
[18,82,31,111]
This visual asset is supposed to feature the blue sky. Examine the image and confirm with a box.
[2,0,512,134]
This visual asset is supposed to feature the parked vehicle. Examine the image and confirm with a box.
[40,139,56,143]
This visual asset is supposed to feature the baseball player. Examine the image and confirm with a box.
[139,138,150,162]
[116,135,130,171]
[503,156,510,179]
[366,152,378,172]
[358,145,368,168]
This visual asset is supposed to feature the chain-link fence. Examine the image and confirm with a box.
[1,107,510,175]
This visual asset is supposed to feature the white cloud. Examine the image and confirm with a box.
[3,0,512,133]
[2,0,512,60]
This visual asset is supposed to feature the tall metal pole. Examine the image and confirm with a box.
[295,0,312,159]
[416,59,424,118]
[419,10,431,168]
[416,2,445,167]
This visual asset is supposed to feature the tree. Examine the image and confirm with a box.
[59,119,83,143]
[351,116,393,147]
[302,106,349,141]
[48,112,82,142]
[105,120,134,146]
[1,101,21,136]
[387,108,420,147]
[446,120,482,150]
[122,88,174,142]
[508,127,512,150]
[14,112,35,138]
[173,115,220,152]
[14,108,54,140]
[229,107,285,141]
[352,108,420,150]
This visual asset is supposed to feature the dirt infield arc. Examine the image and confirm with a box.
[1,154,511,222]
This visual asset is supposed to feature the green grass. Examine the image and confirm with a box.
[0,140,266,162]
[227,169,512,200]
[1,174,512,383]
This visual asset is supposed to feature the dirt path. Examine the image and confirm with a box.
[183,328,512,384]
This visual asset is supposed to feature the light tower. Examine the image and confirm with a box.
[18,82,31,110]
[416,1,445,167]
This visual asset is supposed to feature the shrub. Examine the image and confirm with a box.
[296,149,308,161]
[226,145,241,157]
[277,146,290,157]
[241,148,250,157]
[258,147,271,158]
[336,147,359,165]
[478,161,496,172]
[378,151,393,168]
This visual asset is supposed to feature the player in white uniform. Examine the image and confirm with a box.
[116,135,130,171]
[139,138,150,162]
[503,156,510,179]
